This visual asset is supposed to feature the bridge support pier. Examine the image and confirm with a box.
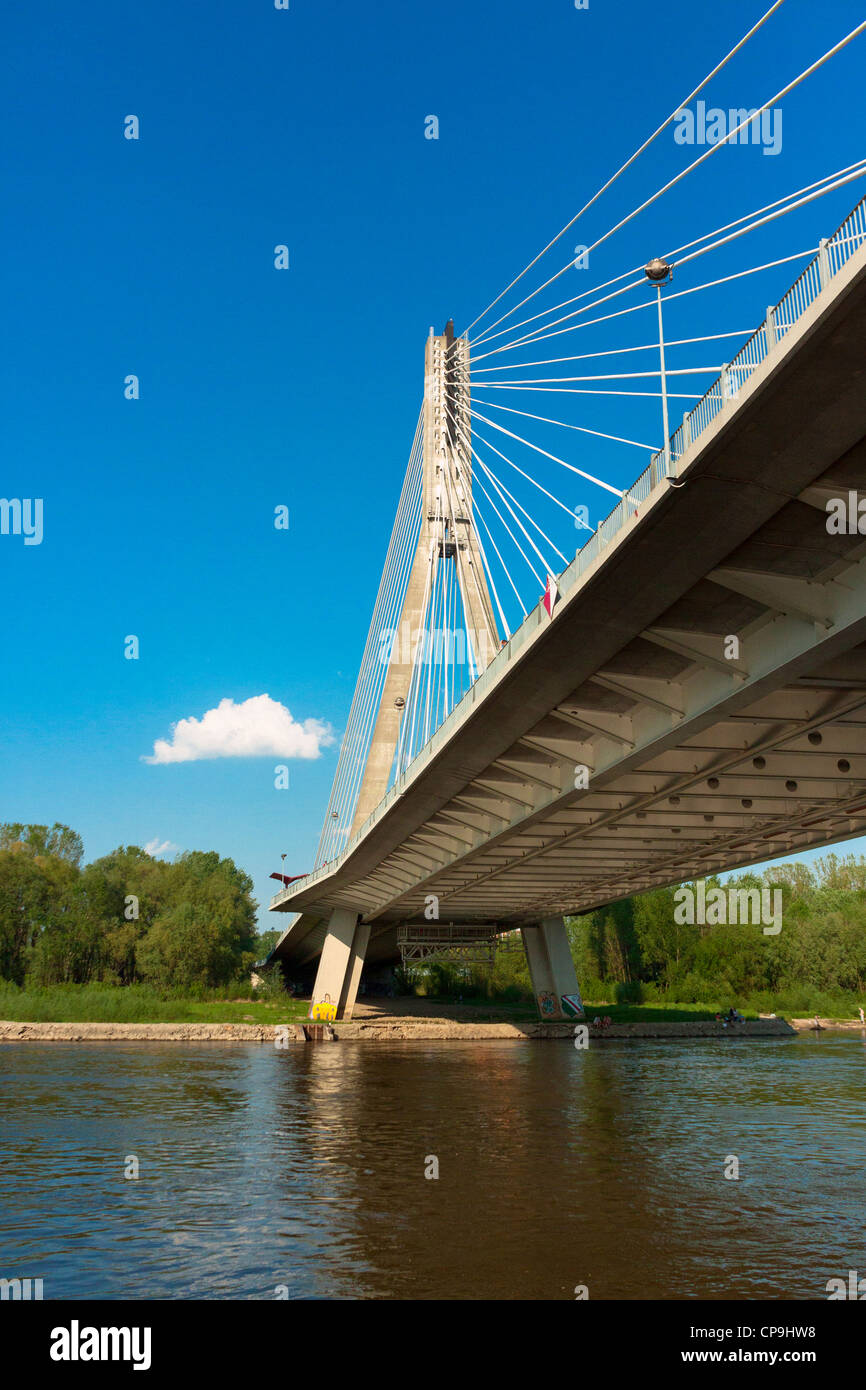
[521,916,583,1020]
[310,908,370,1021]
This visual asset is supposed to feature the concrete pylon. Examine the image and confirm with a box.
[310,908,371,1021]
[316,325,502,1016]
[437,320,500,658]
[521,916,583,1020]
[350,320,499,835]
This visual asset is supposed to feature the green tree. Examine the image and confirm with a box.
[0,822,84,867]
[0,850,57,983]
[632,884,698,985]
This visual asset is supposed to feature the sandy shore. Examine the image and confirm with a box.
[790,1017,866,1031]
[0,1017,798,1043]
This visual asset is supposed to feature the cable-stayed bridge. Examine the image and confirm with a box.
[270,10,866,1020]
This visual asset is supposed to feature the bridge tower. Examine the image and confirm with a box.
[310,321,501,1020]
[350,320,499,835]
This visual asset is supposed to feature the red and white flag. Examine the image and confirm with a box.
[543,573,559,618]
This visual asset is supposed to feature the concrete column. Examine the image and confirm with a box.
[310,909,369,1021]
[521,916,583,1020]
[340,921,371,1020]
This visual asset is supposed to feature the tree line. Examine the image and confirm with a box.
[0,823,262,991]
[572,854,866,1009]
[4,820,866,1011]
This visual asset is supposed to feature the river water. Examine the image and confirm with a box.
[1,1034,864,1300]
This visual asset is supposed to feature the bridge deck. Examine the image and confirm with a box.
[271,238,866,970]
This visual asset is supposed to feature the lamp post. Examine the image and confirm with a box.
[645,258,673,476]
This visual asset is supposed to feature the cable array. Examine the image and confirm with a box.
[315,411,424,865]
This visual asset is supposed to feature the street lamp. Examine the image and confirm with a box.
[645,258,673,476]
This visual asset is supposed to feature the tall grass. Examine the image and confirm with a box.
[0,982,309,1023]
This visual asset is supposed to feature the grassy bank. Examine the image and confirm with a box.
[0,982,859,1027]
[414,977,866,1021]
[0,983,310,1025]
[0,984,734,1025]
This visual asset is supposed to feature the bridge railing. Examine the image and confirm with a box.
[643,194,866,484]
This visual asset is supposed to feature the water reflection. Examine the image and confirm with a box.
[0,1036,864,1299]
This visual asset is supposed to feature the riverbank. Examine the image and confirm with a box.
[0,1016,798,1042]
[3,984,863,1030]
[790,1017,866,1031]
[5,991,863,1041]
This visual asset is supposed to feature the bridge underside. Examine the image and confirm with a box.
[271,243,866,981]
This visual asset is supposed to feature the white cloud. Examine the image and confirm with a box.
[143,694,334,765]
[144,838,179,858]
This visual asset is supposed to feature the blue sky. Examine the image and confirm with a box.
[2,0,865,926]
